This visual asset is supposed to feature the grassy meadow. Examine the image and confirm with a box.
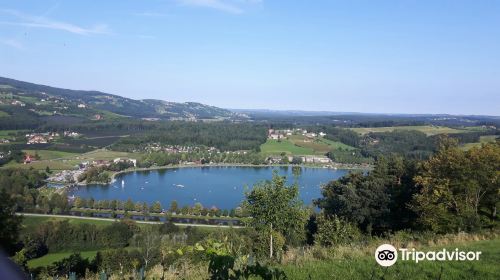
[1,148,141,171]
[23,149,80,160]
[27,250,99,269]
[260,139,315,155]
[260,135,357,156]
[461,135,499,150]
[275,236,500,280]
[349,125,477,136]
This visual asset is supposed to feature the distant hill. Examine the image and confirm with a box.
[0,76,244,121]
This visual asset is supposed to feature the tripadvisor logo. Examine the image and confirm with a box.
[375,244,482,267]
[375,244,398,266]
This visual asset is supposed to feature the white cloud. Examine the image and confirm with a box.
[0,38,24,50]
[0,9,110,35]
[177,0,251,14]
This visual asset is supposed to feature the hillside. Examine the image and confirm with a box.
[0,76,244,122]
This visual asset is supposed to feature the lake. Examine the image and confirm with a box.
[70,166,350,210]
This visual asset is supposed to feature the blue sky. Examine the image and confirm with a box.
[0,0,499,115]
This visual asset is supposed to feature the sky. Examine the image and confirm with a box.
[0,0,499,115]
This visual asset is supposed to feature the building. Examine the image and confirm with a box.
[27,135,48,144]
[269,133,282,140]
[64,131,80,137]
[11,100,25,107]
[300,156,332,164]
[77,104,86,108]
[113,158,137,167]
[24,154,33,164]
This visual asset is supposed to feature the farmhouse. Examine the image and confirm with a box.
[27,135,48,144]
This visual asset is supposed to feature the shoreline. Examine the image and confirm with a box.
[110,162,371,181]
[54,162,371,189]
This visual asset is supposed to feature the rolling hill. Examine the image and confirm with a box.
[0,76,245,121]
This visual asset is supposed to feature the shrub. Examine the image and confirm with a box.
[314,214,361,247]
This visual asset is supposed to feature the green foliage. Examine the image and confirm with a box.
[314,214,361,247]
[113,122,267,152]
[361,130,436,159]
[327,148,373,164]
[316,155,419,233]
[150,201,162,213]
[48,253,91,277]
[411,140,500,233]
[172,239,288,280]
[77,166,110,183]
[0,168,46,194]
[94,248,143,275]
[244,172,308,258]
[0,189,23,255]
[30,220,137,252]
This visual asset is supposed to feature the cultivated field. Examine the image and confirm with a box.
[23,149,79,160]
[260,139,315,155]
[260,135,356,156]
[349,125,481,136]
[1,149,141,171]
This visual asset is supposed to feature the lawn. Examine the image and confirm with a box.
[461,135,499,150]
[1,148,142,171]
[277,238,500,280]
[260,139,315,155]
[0,129,27,136]
[20,216,114,234]
[260,136,358,156]
[287,135,331,155]
[23,149,79,160]
[317,137,356,150]
[27,250,99,269]
[2,159,76,170]
[77,149,139,161]
[349,125,473,136]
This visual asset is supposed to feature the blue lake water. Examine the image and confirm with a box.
[71,166,350,210]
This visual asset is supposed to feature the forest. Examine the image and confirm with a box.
[0,139,498,279]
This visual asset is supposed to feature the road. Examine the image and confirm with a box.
[16,212,244,228]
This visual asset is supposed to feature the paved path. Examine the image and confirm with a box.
[17,212,244,228]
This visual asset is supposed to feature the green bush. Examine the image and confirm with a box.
[314,214,361,247]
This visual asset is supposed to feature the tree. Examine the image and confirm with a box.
[137,226,160,269]
[316,155,419,233]
[411,140,500,232]
[315,171,388,233]
[243,172,307,258]
[74,197,84,208]
[314,214,360,246]
[169,200,178,213]
[125,198,135,211]
[151,201,162,213]
[110,199,118,211]
[0,189,22,255]
[135,202,143,212]
[193,202,203,216]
